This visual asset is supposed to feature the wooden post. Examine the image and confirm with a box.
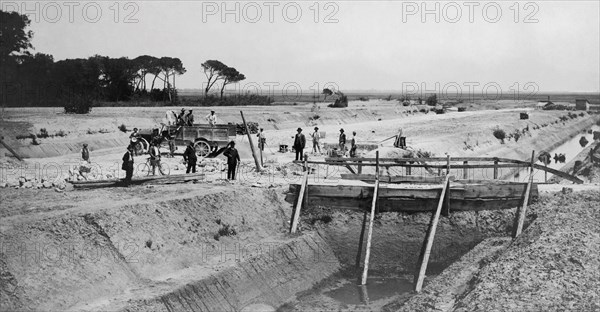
[260,145,263,167]
[493,160,499,179]
[512,175,533,238]
[240,111,262,172]
[414,174,450,292]
[0,138,23,161]
[463,161,468,179]
[358,160,363,174]
[290,172,308,233]
[446,155,451,175]
[407,166,412,176]
[544,162,547,182]
[361,151,379,285]
[529,150,535,174]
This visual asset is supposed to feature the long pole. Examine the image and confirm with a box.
[240,111,262,172]
[361,151,379,285]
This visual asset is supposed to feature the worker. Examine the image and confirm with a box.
[350,131,357,157]
[177,108,186,126]
[394,128,406,148]
[339,128,346,155]
[312,127,321,155]
[206,110,217,126]
[185,110,194,126]
[129,128,141,154]
[293,128,306,161]
[223,141,240,180]
[121,145,135,186]
[148,142,162,175]
[257,128,266,151]
[183,141,197,173]
[81,143,90,162]
[167,133,176,157]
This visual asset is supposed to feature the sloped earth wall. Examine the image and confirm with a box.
[0,187,340,311]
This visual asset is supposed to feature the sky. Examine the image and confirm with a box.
[3,0,600,94]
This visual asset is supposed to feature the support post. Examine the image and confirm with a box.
[240,111,262,172]
[414,174,451,292]
[407,166,411,176]
[361,151,379,285]
[512,175,533,238]
[446,155,451,175]
[493,160,499,179]
[290,172,308,233]
[358,160,363,174]
[530,150,535,174]
[0,138,23,161]
[463,161,468,179]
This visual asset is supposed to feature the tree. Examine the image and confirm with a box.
[0,10,33,65]
[98,56,137,101]
[322,88,333,101]
[219,67,245,99]
[201,60,226,97]
[53,57,103,113]
[426,94,438,106]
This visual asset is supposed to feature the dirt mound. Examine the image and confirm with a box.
[452,191,600,311]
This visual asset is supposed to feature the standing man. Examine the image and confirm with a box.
[206,110,217,126]
[177,108,186,126]
[81,143,90,162]
[293,128,306,161]
[257,128,266,152]
[183,141,197,173]
[186,110,194,126]
[148,142,162,175]
[339,128,347,155]
[350,131,358,158]
[312,127,321,155]
[122,145,135,185]
[223,141,240,180]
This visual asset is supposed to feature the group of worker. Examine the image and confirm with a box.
[176,108,218,127]
[293,127,357,161]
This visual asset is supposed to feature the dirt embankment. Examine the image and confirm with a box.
[450,191,600,311]
[0,185,340,311]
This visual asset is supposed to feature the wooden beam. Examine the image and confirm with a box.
[512,175,533,238]
[290,172,308,233]
[414,174,450,292]
[240,111,262,172]
[361,151,379,285]
[71,173,206,189]
[341,174,450,184]
[0,139,24,161]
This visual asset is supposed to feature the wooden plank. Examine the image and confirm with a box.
[361,151,379,285]
[0,139,24,161]
[72,173,206,189]
[290,172,308,233]
[297,160,527,169]
[361,180,378,285]
[324,157,531,164]
[341,174,449,184]
[415,174,450,292]
[512,176,533,238]
[531,163,583,184]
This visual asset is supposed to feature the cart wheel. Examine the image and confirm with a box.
[194,141,211,157]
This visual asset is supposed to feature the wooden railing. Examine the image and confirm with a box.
[293,153,583,184]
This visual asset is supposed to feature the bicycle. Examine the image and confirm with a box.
[138,157,170,176]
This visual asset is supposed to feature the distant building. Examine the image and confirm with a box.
[537,96,553,109]
[575,99,590,111]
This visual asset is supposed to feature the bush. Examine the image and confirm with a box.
[513,129,521,142]
[425,94,438,106]
[493,127,506,143]
[55,130,67,137]
[64,93,93,114]
[458,107,467,112]
[214,223,237,241]
[358,96,369,101]
[31,136,40,145]
[37,128,49,138]
[16,133,35,140]
[118,124,128,132]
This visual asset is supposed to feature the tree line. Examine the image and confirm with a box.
[1,10,271,113]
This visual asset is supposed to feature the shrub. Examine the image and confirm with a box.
[118,124,128,132]
[213,224,237,241]
[31,136,40,145]
[419,108,429,113]
[358,96,369,101]
[458,107,467,112]
[16,133,35,140]
[579,112,585,117]
[385,94,393,101]
[38,128,49,138]
[513,129,521,142]
[493,127,506,143]
[425,94,438,106]
[55,130,67,137]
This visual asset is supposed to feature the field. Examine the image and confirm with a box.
[1,98,600,311]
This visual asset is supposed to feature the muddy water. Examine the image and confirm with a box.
[512,125,600,182]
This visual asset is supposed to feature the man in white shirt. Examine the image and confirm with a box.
[206,110,217,126]
[312,127,321,154]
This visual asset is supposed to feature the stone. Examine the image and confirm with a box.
[22,181,33,188]
[43,181,53,188]
[0,182,7,188]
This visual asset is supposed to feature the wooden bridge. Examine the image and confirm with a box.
[287,150,563,292]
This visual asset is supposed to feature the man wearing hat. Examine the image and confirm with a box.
[293,128,306,161]
[223,141,240,180]
[206,110,217,126]
[122,145,135,186]
[339,128,347,155]
[183,141,197,173]
[81,143,90,162]
[312,127,321,154]
[257,128,266,151]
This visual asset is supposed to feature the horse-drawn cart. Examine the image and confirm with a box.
[138,124,237,157]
